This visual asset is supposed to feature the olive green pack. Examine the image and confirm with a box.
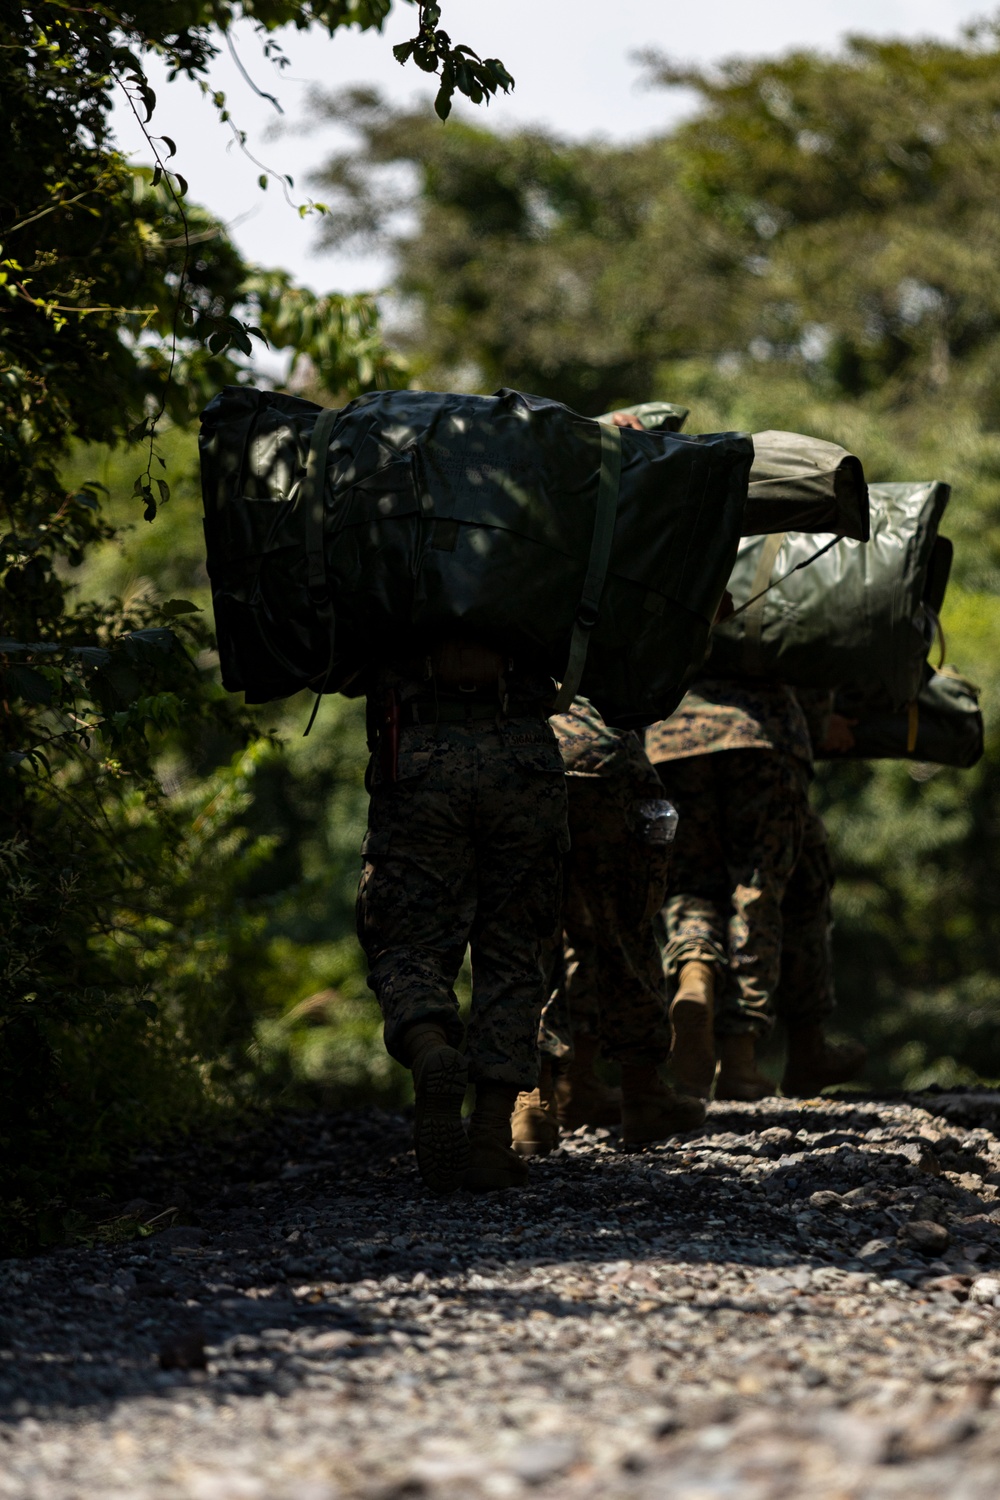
[708,481,952,708]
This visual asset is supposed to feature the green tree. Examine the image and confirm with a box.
[0,0,509,1240]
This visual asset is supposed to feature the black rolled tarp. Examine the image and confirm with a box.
[200,386,756,726]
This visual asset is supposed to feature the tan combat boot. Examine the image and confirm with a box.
[781,1025,867,1098]
[403,1022,469,1195]
[553,1035,622,1129]
[463,1082,530,1192]
[714,1033,772,1102]
[511,1058,560,1158]
[669,960,718,1100]
[620,1063,706,1145]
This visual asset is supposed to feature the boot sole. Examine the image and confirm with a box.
[413,1047,470,1195]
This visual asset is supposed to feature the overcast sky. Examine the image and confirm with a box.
[112,0,994,292]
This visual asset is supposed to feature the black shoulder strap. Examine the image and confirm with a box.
[552,421,622,713]
[300,406,340,736]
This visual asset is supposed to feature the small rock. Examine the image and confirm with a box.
[159,1327,207,1371]
[809,1191,842,1210]
[900,1220,950,1255]
[968,1275,1000,1304]
[508,1438,578,1484]
[896,1142,942,1176]
[858,1239,893,1261]
[153,1224,207,1249]
[920,1275,971,1298]
[131,1279,176,1299]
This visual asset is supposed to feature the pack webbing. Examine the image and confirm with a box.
[301,406,340,735]
[742,532,786,676]
[553,421,622,713]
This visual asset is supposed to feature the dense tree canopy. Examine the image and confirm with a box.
[0,0,505,1242]
[314,25,1000,417]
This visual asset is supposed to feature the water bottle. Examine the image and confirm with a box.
[637,798,679,845]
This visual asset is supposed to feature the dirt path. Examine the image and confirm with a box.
[5,1092,1000,1498]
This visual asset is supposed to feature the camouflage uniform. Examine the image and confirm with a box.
[538,697,673,1065]
[646,677,812,1037]
[774,805,836,1030]
[356,662,568,1090]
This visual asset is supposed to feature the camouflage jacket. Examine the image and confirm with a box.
[644,676,813,768]
[551,696,643,777]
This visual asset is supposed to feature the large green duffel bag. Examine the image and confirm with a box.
[818,666,983,768]
[200,386,756,727]
[707,481,952,708]
[606,411,871,542]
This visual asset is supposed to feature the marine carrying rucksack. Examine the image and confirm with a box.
[707,481,951,708]
[199,386,756,727]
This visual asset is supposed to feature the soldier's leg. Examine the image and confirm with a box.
[561,829,604,1047]
[462,726,568,1191]
[713,749,808,1102]
[656,756,729,1097]
[466,776,567,1089]
[656,757,730,977]
[569,787,672,1065]
[552,839,625,1129]
[777,807,867,1095]
[546,776,652,1133]
[774,807,836,1033]
[356,733,477,1194]
[357,772,476,1062]
[561,756,705,1140]
[715,749,809,1034]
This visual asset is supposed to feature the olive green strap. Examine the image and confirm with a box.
[301,406,340,736]
[741,532,786,676]
[302,406,340,599]
[553,421,622,713]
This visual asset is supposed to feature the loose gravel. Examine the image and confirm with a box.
[6,1092,1000,1498]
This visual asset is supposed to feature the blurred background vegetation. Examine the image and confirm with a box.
[5,8,1000,1248]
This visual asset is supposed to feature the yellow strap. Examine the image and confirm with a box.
[907,700,919,754]
[742,532,786,676]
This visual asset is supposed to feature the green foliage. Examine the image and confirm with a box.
[1,0,490,1238]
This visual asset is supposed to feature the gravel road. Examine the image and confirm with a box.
[6,1091,1000,1499]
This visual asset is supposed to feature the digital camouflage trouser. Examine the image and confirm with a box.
[774,806,836,1030]
[656,748,817,1037]
[538,750,673,1067]
[357,716,568,1089]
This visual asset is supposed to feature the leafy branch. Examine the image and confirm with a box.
[393,1,515,120]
